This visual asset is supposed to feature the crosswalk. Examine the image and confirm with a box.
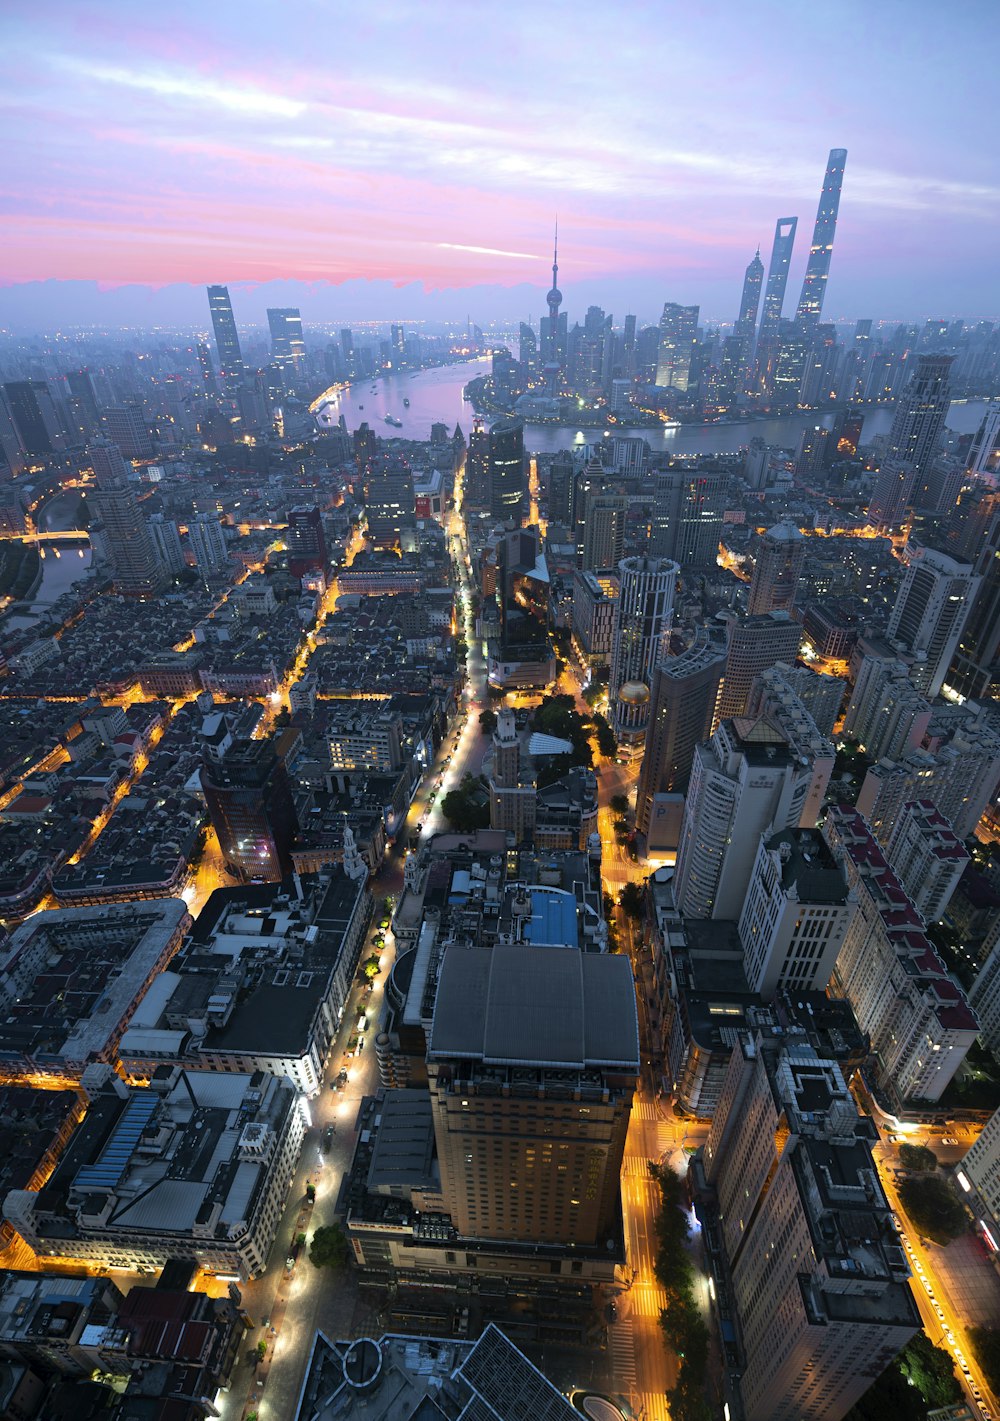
[639,1390,670,1421]
[607,1318,637,1388]
[632,1280,668,1316]
[623,1155,656,1179]
[632,1098,665,1122]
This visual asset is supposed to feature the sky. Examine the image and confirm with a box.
[1,0,998,330]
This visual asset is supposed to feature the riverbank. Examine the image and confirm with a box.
[0,542,42,602]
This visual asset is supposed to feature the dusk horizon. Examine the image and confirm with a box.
[3,0,1000,329]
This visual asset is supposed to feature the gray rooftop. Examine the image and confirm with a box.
[429,944,639,1071]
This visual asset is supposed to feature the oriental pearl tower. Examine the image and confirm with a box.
[543,221,563,396]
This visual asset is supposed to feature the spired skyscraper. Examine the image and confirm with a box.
[207,285,244,381]
[734,248,764,376]
[754,217,797,392]
[795,148,848,331]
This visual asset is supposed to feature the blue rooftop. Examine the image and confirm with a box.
[524,888,578,949]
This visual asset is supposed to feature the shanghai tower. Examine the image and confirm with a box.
[795,148,848,330]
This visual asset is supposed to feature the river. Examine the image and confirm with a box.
[318,357,992,456]
[3,493,93,631]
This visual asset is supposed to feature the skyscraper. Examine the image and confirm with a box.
[947,497,1000,699]
[147,513,185,576]
[464,419,490,511]
[87,439,169,597]
[491,526,554,689]
[286,505,327,577]
[794,148,848,330]
[636,632,725,834]
[673,718,815,920]
[427,941,638,1246]
[103,402,153,461]
[488,418,526,523]
[188,513,230,575]
[654,303,699,391]
[756,217,797,348]
[746,522,807,616]
[886,542,979,697]
[1,380,64,461]
[704,1035,919,1421]
[716,611,803,721]
[608,555,678,745]
[364,456,414,548]
[206,285,244,380]
[650,466,727,567]
[888,353,953,471]
[581,489,626,571]
[266,308,306,371]
[967,408,1000,480]
[734,247,764,373]
[201,738,299,882]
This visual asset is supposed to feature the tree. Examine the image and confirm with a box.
[620,881,646,920]
[310,1224,352,1271]
[897,1174,968,1244]
[898,1143,939,1173]
[591,712,617,759]
[898,1332,962,1407]
[440,784,490,833]
[361,954,380,981]
[478,708,497,734]
[969,1327,1000,1395]
[610,794,630,816]
[256,1339,267,1360]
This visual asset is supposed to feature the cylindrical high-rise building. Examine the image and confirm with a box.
[608,555,678,748]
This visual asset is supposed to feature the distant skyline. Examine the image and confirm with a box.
[2,0,999,329]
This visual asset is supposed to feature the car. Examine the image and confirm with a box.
[337,1067,348,1084]
[942,1136,959,1145]
[357,1014,368,1032]
[286,1254,296,1270]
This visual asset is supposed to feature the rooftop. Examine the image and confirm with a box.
[429,944,639,1071]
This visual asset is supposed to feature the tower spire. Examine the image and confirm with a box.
[552,218,559,289]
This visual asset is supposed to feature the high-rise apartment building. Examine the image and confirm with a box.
[749,660,844,738]
[866,458,917,530]
[746,522,807,616]
[654,303,699,391]
[946,496,1000,701]
[206,285,244,379]
[267,307,306,371]
[825,805,979,1104]
[856,714,1000,845]
[188,513,229,574]
[716,611,803,721]
[956,1107,1000,1253]
[744,666,835,827]
[608,555,678,744]
[674,718,815,920]
[738,828,852,998]
[842,641,929,757]
[201,738,299,882]
[488,418,526,522]
[147,514,185,576]
[87,440,169,597]
[636,632,725,834]
[704,1035,918,1421]
[794,148,848,331]
[883,799,969,925]
[886,542,978,697]
[650,466,727,567]
[967,408,1000,481]
[426,941,638,1245]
